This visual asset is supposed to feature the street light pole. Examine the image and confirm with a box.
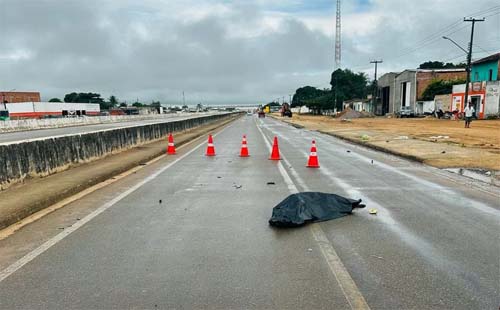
[462,18,484,111]
[442,36,468,54]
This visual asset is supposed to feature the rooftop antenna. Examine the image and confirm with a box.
[335,0,341,70]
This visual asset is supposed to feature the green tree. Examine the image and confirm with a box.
[132,101,144,108]
[291,86,328,107]
[119,102,127,108]
[419,61,466,69]
[330,69,369,111]
[109,95,118,107]
[49,98,62,102]
[421,78,466,100]
[63,92,104,104]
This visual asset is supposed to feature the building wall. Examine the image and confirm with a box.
[394,70,417,113]
[416,70,466,100]
[434,94,452,112]
[484,81,500,116]
[1,92,41,103]
[471,60,499,82]
[377,72,398,115]
[452,83,486,118]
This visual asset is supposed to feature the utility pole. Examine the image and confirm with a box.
[182,91,185,107]
[463,18,484,110]
[370,60,383,108]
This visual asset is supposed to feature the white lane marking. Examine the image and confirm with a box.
[266,118,496,298]
[256,119,370,310]
[0,123,234,283]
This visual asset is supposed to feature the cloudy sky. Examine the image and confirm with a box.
[1,0,499,105]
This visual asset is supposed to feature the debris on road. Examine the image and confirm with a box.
[159,199,162,204]
[269,192,365,227]
[394,136,409,140]
[369,208,378,215]
[233,184,242,189]
[267,182,276,185]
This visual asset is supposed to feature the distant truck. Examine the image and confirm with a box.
[281,103,292,117]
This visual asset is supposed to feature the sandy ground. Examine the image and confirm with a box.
[274,114,500,171]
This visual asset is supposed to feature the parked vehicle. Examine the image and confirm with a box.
[396,106,415,118]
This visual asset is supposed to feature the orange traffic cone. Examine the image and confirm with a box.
[240,135,249,157]
[269,136,281,160]
[167,133,176,155]
[307,140,319,168]
[206,134,216,156]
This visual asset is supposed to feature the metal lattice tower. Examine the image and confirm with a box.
[334,0,341,70]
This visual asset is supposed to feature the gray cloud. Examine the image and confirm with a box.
[1,0,499,104]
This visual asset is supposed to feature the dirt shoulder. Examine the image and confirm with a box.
[0,115,239,230]
[273,114,500,171]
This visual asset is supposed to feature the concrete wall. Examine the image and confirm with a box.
[0,113,233,190]
[378,72,398,115]
[0,112,217,133]
[394,70,417,113]
[485,81,500,116]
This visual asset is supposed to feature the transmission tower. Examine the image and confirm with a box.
[334,0,341,70]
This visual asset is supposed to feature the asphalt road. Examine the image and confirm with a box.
[0,113,217,144]
[0,115,498,309]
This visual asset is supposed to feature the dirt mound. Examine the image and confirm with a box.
[336,108,374,119]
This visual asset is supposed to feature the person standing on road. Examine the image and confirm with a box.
[464,102,475,128]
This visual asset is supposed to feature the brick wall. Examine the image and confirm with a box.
[1,92,41,103]
[416,71,467,100]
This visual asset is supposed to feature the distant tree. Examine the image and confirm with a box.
[182,105,188,110]
[63,92,104,104]
[291,86,328,108]
[49,98,62,102]
[419,61,466,69]
[119,102,127,107]
[421,78,466,100]
[132,101,144,108]
[330,68,369,111]
[64,92,79,103]
[109,95,118,107]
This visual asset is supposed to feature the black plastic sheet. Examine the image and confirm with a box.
[269,192,365,227]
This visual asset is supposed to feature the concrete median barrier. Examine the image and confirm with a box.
[0,113,235,190]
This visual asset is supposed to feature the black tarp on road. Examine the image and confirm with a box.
[269,192,365,227]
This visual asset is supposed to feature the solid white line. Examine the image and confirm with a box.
[255,119,370,310]
[0,123,233,283]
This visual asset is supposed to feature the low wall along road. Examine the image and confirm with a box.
[0,113,234,190]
